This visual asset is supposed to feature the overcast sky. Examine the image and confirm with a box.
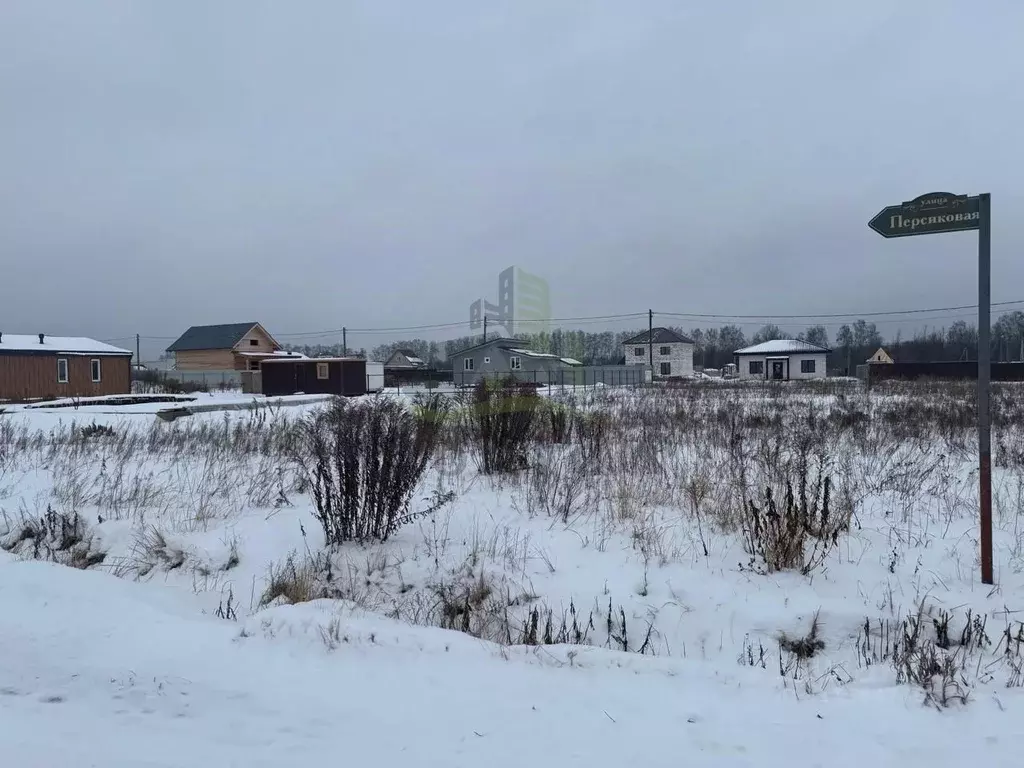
[2,1,1022,356]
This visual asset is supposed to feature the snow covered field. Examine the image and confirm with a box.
[2,379,1024,766]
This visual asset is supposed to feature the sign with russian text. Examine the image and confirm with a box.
[868,192,980,238]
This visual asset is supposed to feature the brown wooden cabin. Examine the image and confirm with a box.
[0,333,132,401]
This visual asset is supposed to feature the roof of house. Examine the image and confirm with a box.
[734,339,832,356]
[237,350,307,359]
[397,350,426,365]
[622,327,695,345]
[385,350,427,367]
[167,323,271,352]
[260,356,362,364]
[507,348,583,366]
[448,337,531,357]
[0,334,132,356]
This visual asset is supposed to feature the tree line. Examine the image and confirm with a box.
[283,311,1024,373]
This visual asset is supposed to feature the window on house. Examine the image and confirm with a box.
[56,358,68,384]
[510,356,522,370]
[660,346,671,356]
[801,359,816,374]
[249,339,259,346]
[464,358,474,371]
[660,362,671,376]
[90,359,102,383]
[248,359,260,371]
[316,362,329,380]
[749,360,764,375]
[634,347,644,356]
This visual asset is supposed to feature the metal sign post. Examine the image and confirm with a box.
[869,191,993,585]
[978,193,992,585]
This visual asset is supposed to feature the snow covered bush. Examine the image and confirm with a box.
[0,505,106,569]
[299,396,451,545]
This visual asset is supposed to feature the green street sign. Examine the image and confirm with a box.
[868,192,980,238]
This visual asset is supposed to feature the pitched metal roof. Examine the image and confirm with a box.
[734,339,832,356]
[0,334,131,356]
[622,327,695,345]
[167,323,262,352]
[448,337,531,357]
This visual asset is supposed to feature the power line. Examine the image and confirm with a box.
[109,300,1024,345]
[655,299,1024,321]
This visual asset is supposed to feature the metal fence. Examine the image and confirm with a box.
[449,365,651,390]
[132,368,242,392]
[133,365,652,396]
[859,360,1024,385]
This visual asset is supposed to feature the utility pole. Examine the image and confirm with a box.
[342,328,347,356]
[135,333,141,370]
[483,316,488,343]
[648,309,654,375]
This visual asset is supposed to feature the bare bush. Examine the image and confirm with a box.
[741,456,850,575]
[518,443,592,522]
[471,377,540,474]
[856,605,1005,708]
[259,552,336,608]
[0,505,105,569]
[299,396,452,545]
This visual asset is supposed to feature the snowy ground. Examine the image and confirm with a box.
[2,380,1024,765]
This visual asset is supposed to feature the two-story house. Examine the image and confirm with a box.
[167,322,304,373]
[622,328,695,378]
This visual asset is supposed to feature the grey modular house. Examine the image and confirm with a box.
[449,337,649,388]
[449,338,578,386]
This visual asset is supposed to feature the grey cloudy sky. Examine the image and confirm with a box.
[2,1,1022,355]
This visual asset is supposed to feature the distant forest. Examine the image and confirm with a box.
[281,311,1024,374]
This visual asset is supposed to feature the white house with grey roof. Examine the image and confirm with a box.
[621,327,695,378]
[733,339,830,381]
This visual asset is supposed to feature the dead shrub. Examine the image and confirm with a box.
[471,377,540,474]
[259,552,335,608]
[0,505,105,569]
[299,396,451,545]
[741,456,849,575]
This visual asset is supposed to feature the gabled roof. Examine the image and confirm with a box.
[167,323,275,352]
[0,334,131,356]
[448,337,530,357]
[622,327,695,345]
[385,350,427,367]
[734,339,832,356]
[507,348,583,366]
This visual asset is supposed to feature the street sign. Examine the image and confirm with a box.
[868,190,993,585]
[868,192,980,238]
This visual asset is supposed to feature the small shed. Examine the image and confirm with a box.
[259,357,368,397]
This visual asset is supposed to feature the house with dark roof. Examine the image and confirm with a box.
[0,333,132,401]
[166,322,304,373]
[733,339,831,381]
[621,327,696,378]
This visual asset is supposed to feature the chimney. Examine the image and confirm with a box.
[38,333,45,344]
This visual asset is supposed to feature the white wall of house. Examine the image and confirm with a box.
[622,342,694,377]
[737,353,827,380]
